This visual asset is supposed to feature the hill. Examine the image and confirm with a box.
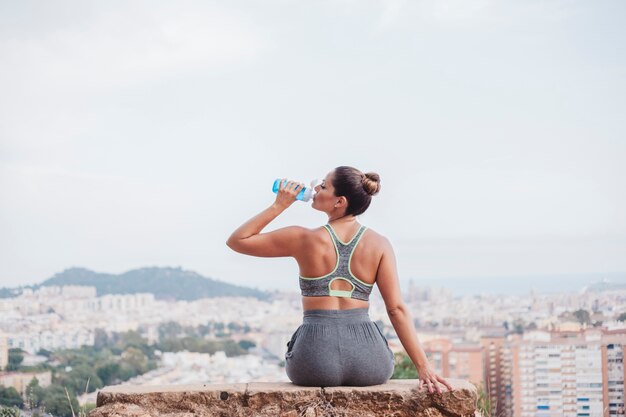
[1,266,269,301]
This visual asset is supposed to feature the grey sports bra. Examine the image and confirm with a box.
[299,224,374,301]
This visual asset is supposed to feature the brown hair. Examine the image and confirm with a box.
[331,166,381,216]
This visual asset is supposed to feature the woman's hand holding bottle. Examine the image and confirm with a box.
[273,179,306,209]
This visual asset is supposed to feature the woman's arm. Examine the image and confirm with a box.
[376,237,453,394]
[226,180,308,258]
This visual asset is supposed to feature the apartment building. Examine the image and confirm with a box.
[511,332,603,417]
[486,329,626,417]
[0,333,8,370]
[422,338,484,385]
[0,371,52,396]
[8,327,94,354]
[481,334,514,417]
[603,330,626,416]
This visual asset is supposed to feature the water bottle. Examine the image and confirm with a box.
[272,179,320,202]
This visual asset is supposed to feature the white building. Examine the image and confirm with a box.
[36,285,97,298]
[88,293,155,312]
[8,328,94,354]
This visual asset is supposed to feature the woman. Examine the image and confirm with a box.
[226,166,452,393]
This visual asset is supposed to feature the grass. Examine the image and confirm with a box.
[65,377,93,417]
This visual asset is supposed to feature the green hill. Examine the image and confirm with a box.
[2,266,269,301]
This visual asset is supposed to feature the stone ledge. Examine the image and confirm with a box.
[90,379,478,417]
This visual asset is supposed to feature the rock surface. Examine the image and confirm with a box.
[90,379,478,417]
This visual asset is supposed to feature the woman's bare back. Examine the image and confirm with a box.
[294,222,385,311]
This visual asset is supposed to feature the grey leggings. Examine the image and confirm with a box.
[285,308,395,387]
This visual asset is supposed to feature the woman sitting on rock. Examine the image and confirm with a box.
[227,166,452,393]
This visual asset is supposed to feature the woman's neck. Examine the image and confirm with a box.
[327,215,357,225]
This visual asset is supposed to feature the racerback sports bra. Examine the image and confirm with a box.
[299,224,374,301]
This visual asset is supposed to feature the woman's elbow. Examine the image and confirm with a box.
[387,303,409,320]
[226,236,239,251]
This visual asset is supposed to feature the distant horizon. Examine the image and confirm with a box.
[4,265,626,298]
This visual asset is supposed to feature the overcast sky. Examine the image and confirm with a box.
[1,0,625,291]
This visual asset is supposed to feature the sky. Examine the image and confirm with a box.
[1,0,625,292]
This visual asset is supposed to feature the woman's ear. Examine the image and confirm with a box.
[335,196,348,209]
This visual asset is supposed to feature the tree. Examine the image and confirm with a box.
[0,386,23,408]
[110,331,155,359]
[42,385,79,417]
[36,348,53,358]
[617,312,626,322]
[512,319,525,334]
[197,324,212,336]
[6,349,23,371]
[227,322,241,332]
[58,363,103,394]
[158,322,183,341]
[221,340,246,357]
[96,362,121,386]
[26,378,45,409]
[391,353,418,379]
[238,340,256,350]
[573,309,591,325]
[159,338,183,352]
[0,406,20,417]
[121,347,149,374]
[94,328,109,350]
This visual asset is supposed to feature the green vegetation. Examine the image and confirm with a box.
[0,386,23,408]
[504,318,539,334]
[618,312,626,322]
[155,321,256,357]
[573,309,591,324]
[25,377,92,417]
[36,384,79,417]
[52,331,158,390]
[158,337,247,356]
[3,324,257,417]
[6,349,24,372]
[390,352,419,379]
[475,383,494,417]
[0,406,20,417]
[1,331,158,417]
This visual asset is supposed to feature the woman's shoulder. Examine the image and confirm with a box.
[361,226,392,249]
[299,224,391,247]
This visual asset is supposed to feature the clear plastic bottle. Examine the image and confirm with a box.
[272,179,319,202]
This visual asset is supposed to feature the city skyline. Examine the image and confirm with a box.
[2,264,626,297]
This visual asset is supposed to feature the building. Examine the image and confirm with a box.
[485,328,626,417]
[481,334,513,417]
[88,293,155,312]
[511,330,604,417]
[448,344,484,384]
[8,328,94,354]
[0,371,52,396]
[0,332,8,370]
[602,330,626,417]
[422,338,484,385]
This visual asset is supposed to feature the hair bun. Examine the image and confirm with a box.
[362,172,381,196]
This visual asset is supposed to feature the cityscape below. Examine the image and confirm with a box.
[0,268,625,417]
